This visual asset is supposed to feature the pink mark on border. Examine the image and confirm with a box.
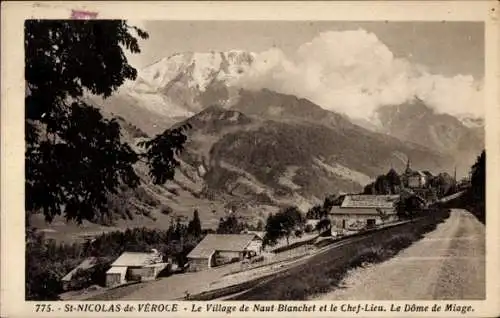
[71,10,98,20]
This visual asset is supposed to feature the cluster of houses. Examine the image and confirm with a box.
[61,193,424,290]
[62,194,413,290]
[61,162,444,291]
[61,235,265,290]
[327,160,439,232]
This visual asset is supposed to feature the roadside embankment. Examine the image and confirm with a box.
[315,208,485,300]
[230,209,451,300]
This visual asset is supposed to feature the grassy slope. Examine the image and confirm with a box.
[204,106,452,203]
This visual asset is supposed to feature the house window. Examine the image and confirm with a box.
[342,219,346,229]
[366,219,376,227]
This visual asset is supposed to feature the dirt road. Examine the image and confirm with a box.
[315,209,485,300]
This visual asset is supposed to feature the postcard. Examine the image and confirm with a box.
[1,1,499,317]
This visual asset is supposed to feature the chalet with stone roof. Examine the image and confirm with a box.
[187,234,262,272]
[329,194,400,230]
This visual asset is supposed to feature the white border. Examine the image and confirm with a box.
[1,1,499,317]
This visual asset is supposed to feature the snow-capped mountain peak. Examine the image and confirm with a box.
[456,114,485,128]
[99,51,257,123]
[133,51,255,94]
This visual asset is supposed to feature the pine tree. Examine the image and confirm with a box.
[471,150,485,202]
[187,209,202,237]
[470,150,485,222]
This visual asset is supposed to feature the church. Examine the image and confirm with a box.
[401,159,433,189]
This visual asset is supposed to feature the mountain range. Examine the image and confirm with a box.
[41,50,484,240]
[374,99,484,173]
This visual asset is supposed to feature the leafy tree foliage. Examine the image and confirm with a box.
[306,204,324,219]
[306,194,340,219]
[254,219,265,231]
[281,206,304,244]
[363,169,403,195]
[25,20,190,224]
[26,229,86,300]
[429,172,456,198]
[322,194,339,213]
[137,126,191,184]
[395,190,425,219]
[374,175,391,194]
[363,182,375,195]
[263,213,281,247]
[315,218,331,232]
[385,168,402,193]
[69,261,111,291]
[263,206,305,246]
[216,214,245,234]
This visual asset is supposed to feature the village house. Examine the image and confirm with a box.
[401,159,433,189]
[187,234,263,272]
[61,257,99,291]
[105,249,168,288]
[329,194,400,230]
[406,170,428,188]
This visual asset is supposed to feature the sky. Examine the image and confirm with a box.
[125,21,484,118]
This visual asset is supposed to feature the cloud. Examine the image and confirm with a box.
[232,29,484,119]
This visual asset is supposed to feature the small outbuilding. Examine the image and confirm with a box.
[187,234,263,272]
[105,266,127,288]
[61,257,99,291]
[105,250,168,288]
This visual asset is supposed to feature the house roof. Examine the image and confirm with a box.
[330,206,397,216]
[422,170,434,178]
[242,230,266,240]
[61,257,98,281]
[111,251,162,267]
[187,234,259,259]
[340,195,400,209]
[408,170,426,177]
[106,266,127,275]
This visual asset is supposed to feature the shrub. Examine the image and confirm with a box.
[304,224,313,233]
[133,187,160,207]
[160,205,173,215]
[166,187,179,196]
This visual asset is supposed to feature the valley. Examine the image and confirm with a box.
[34,50,484,243]
[20,20,488,308]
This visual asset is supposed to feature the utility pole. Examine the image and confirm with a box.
[453,166,457,184]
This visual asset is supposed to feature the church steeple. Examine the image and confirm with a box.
[405,158,412,174]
